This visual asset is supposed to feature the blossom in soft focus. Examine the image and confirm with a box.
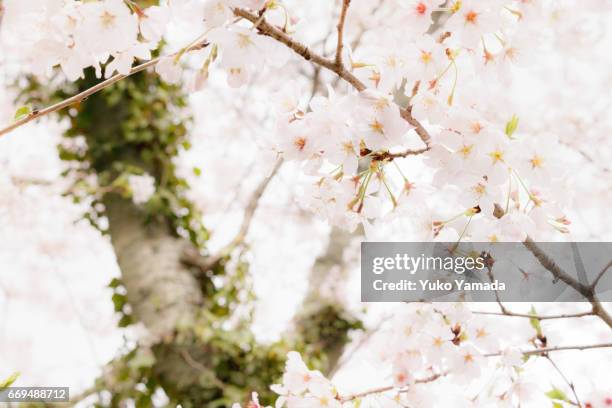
[127,174,155,205]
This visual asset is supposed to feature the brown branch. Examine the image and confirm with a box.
[334,342,612,402]
[234,8,364,90]
[0,41,208,138]
[233,8,433,149]
[362,146,429,162]
[335,0,351,67]
[400,105,432,146]
[592,260,612,290]
[485,342,612,357]
[523,238,591,294]
[375,147,429,160]
[181,158,283,273]
[491,204,612,330]
[339,372,444,402]
[522,237,612,329]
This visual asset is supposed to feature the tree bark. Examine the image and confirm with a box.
[104,195,203,338]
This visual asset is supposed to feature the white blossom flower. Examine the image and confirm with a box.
[77,0,139,55]
[155,56,183,84]
[139,5,170,42]
[128,174,156,205]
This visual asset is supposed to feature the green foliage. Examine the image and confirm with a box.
[49,67,208,247]
[529,306,542,336]
[109,278,134,328]
[0,372,19,390]
[14,105,31,120]
[505,114,520,139]
[295,303,364,371]
[18,65,363,407]
[546,387,569,401]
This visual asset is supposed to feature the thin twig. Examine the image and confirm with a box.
[485,342,612,357]
[328,314,391,378]
[335,0,351,67]
[592,260,612,290]
[339,372,444,402]
[0,41,208,138]
[545,355,582,407]
[181,158,283,273]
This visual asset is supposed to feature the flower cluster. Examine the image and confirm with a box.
[2,0,594,240]
[263,304,538,407]
[263,0,576,240]
[1,1,611,406]
[3,0,151,79]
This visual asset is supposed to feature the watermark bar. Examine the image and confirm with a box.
[361,242,612,302]
[0,387,69,403]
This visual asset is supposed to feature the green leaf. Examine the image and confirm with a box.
[505,114,519,138]
[193,167,202,177]
[14,106,32,121]
[118,314,133,327]
[0,372,19,390]
[529,306,542,336]
[112,292,126,312]
[108,278,122,289]
[128,349,156,370]
[552,403,564,408]
[546,387,569,402]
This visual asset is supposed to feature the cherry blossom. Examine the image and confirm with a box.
[127,174,156,205]
[0,0,611,406]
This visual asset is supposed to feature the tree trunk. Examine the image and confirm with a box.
[104,195,203,337]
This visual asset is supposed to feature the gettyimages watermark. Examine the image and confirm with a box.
[361,242,612,302]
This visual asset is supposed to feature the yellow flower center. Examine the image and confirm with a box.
[489,150,504,163]
[374,97,390,110]
[100,11,116,28]
[472,182,486,196]
[386,56,398,68]
[530,154,543,168]
[369,119,385,135]
[237,33,253,49]
[458,144,474,157]
[420,50,433,64]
